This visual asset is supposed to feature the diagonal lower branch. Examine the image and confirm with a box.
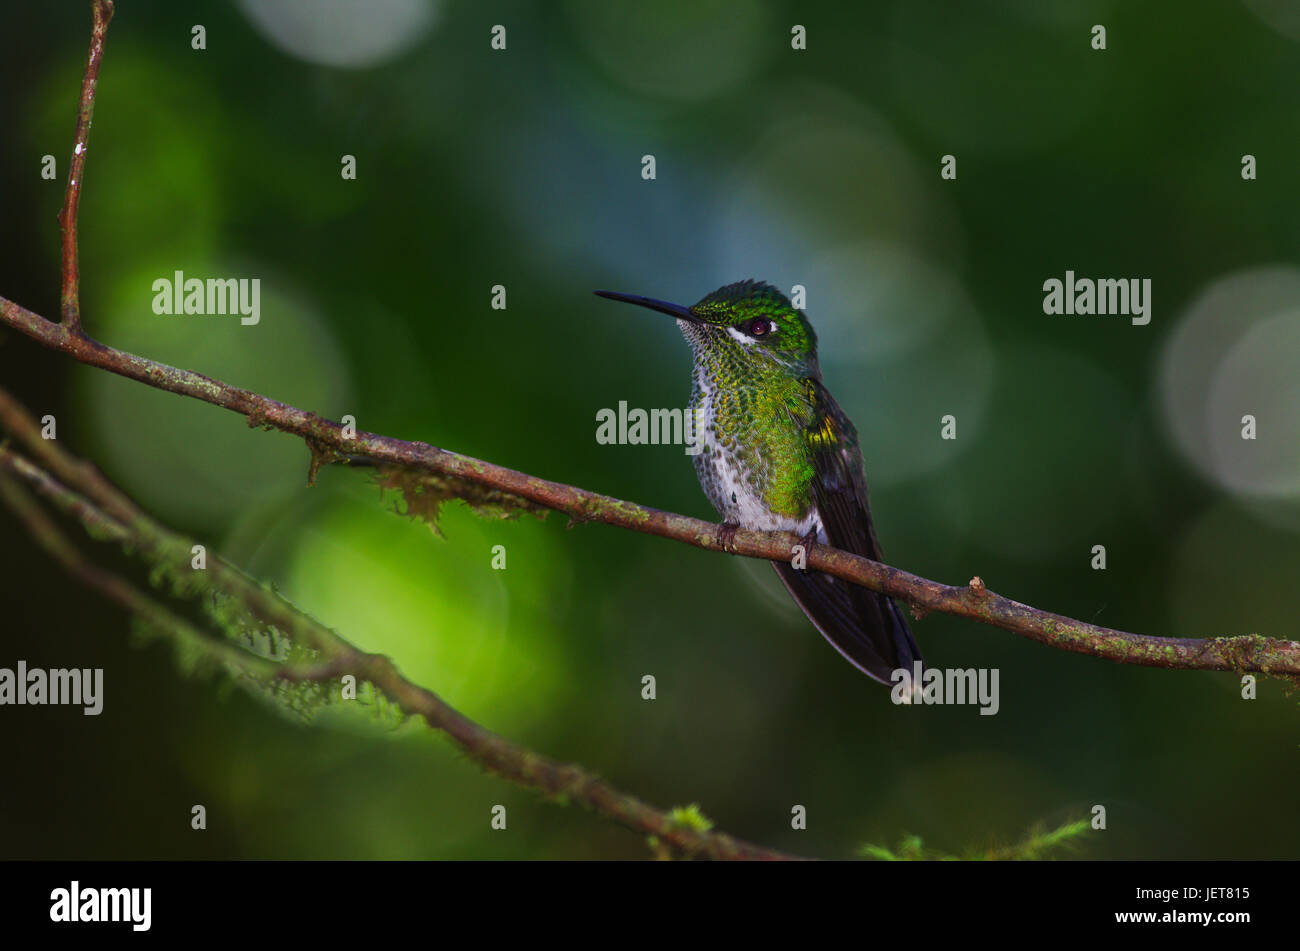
[0,423,802,861]
[0,463,281,680]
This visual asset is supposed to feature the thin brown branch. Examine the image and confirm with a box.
[1,299,1296,677]
[0,418,803,862]
[58,0,114,333]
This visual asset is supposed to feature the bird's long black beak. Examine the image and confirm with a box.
[593,290,702,323]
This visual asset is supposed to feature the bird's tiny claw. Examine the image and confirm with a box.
[715,521,741,553]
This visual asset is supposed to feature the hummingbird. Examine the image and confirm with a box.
[594,280,921,685]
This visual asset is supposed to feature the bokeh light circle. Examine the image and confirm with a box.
[1158,266,1300,501]
[237,0,439,69]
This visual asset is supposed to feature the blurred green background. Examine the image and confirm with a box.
[1,0,1297,859]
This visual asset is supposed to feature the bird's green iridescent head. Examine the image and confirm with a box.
[594,280,820,376]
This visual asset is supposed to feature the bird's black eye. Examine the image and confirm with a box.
[747,318,774,337]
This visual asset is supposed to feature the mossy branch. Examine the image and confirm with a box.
[0,390,801,861]
[4,288,1296,679]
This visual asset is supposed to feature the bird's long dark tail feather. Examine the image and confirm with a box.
[772,561,921,685]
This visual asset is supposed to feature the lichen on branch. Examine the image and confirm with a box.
[372,466,549,535]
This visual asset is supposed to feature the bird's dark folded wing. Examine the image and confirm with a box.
[778,380,921,683]
[773,561,916,684]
